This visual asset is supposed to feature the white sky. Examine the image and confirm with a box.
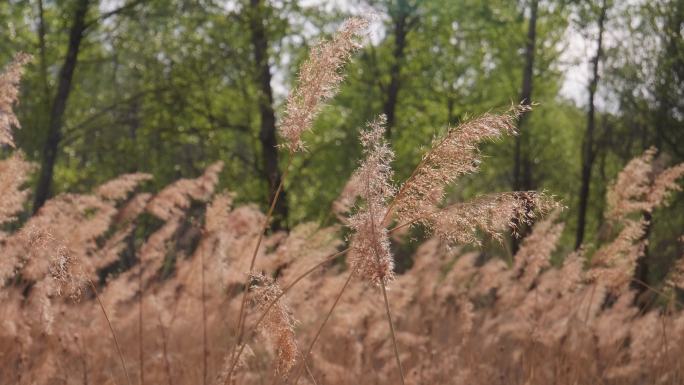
[559,25,593,107]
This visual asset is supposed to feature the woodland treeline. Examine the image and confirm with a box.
[1,0,683,282]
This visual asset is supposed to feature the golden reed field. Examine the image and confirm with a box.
[2,17,684,385]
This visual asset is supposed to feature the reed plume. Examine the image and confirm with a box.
[0,53,31,148]
[347,115,396,286]
[249,273,298,375]
[391,104,530,227]
[0,153,34,227]
[279,17,368,152]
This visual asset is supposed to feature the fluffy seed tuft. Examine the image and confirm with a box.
[0,53,31,148]
[279,17,368,152]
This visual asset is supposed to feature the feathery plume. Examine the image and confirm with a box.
[429,191,556,246]
[47,242,87,301]
[279,17,368,152]
[19,194,117,283]
[391,104,530,226]
[95,173,153,201]
[604,147,684,221]
[24,227,87,301]
[0,152,34,226]
[605,147,657,220]
[205,192,235,233]
[513,209,564,286]
[588,219,646,292]
[249,273,298,375]
[0,53,31,148]
[647,162,684,209]
[347,116,396,285]
[146,161,223,220]
[115,192,153,224]
[559,249,586,292]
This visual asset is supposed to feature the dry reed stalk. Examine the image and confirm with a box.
[87,278,133,385]
[139,263,145,385]
[227,218,415,376]
[225,247,350,379]
[227,156,292,385]
[202,240,208,385]
[224,18,369,382]
[291,268,356,385]
[228,19,369,377]
[342,116,405,383]
[365,157,405,384]
[379,280,405,384]
[303,359,319,385]
[156,313,174,385]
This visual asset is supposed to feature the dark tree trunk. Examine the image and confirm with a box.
[575,0,607,249]
[653,0,684,158]
[594,118,610,240]
[446,96,457,125]
[513,0,537,193]
[511,0,538,255]
[33,0,90,213]
[248,0,288,230]
[36,0,51,106]
[383,0,411,140]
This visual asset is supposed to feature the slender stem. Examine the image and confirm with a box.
[88,279,132,385]
[227,155,292,384]
[303,359,319,385]
[201,241,208,385]
[583,283,597,324]
[631,278,684,307]
[365,174,405,385]
[225,247,350,380]
[290,341,319,385]
[156,314,174,385]
[380,280,406,385]
[387,219,415,234]
[292,269,355,385]
[224,220,416,379]
[138,264,144,385]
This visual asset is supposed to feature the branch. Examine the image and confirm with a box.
[84,0,145,30]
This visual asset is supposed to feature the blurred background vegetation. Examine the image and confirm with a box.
[1,0,683,280]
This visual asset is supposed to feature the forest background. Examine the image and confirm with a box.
[1,0,683,283]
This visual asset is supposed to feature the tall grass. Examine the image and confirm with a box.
[2,18,684,385]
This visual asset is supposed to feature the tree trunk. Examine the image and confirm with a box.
[383,0,410,140]
[511,0,538,255]
[33,0,90,212]
[575,0,607,249]
[36,0,51,107]
[248,0,288,230]
[513,0,537,193]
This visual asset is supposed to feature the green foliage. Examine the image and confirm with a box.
[1,0,682,271]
